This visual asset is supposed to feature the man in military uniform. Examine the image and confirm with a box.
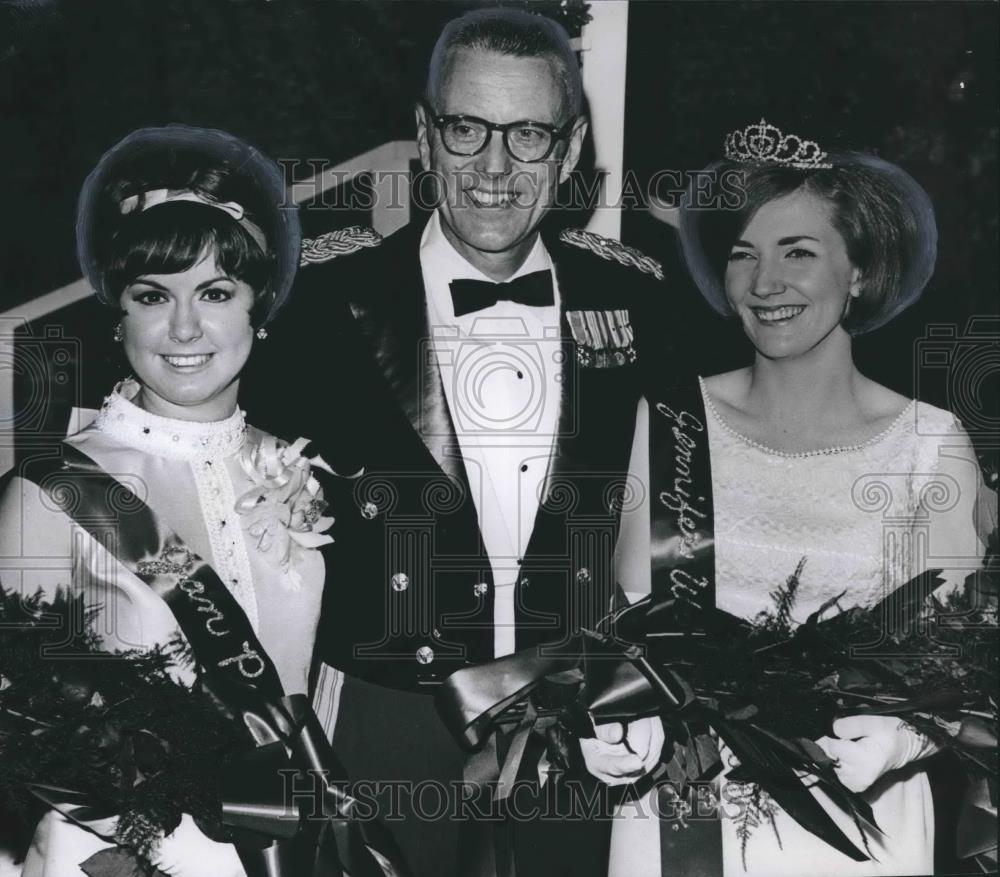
[249,8,671,876]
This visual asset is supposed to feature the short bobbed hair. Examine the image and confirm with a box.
[426,7,582,123]
[680,153,938,334]
[77,125,300,327]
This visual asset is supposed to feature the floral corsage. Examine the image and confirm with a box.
[236,435,335,588]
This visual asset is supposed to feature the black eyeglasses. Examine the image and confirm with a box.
[421,99,576,163]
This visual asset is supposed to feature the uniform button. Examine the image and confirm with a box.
[473,582,489,597]
[391,573,409,592]
[432,628,442,638]
[416,645,435,664]
[361,501,378,520]
[520,464,528,472]
[519,577,530,588]
[576,567,591,585]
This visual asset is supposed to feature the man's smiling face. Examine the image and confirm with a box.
[416,47,586,275]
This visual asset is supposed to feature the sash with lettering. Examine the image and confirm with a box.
[647,378,722,877]
[29,444,412,877]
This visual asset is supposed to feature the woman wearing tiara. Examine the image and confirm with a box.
[609,121,991,876]
[0,126,378,877]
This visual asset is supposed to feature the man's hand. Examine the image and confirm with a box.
[152,815,246,877]
[815,715,938,793]
[579,716,665,786]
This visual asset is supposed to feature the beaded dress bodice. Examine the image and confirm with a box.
[701,379,961,621]
[62,380,326,695]
[91,382,260,628]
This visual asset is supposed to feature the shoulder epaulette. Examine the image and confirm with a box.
[559,228,664,281]
[300,226,383,266]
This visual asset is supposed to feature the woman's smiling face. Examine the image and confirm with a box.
[119,248,256,421]
[725,190,861,360]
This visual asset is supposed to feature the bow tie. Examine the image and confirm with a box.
[449,270,554,318]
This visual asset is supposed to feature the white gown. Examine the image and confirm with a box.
[0,382,336,877]
[610,382,988,877]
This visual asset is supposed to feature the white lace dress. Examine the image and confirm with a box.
[0,382,334,877]
[610,383,987,877]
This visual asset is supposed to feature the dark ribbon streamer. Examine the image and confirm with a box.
[435,382,881,875]
[437,594,881,872]
[956,775,998,868]
[647,383,722,877]
[30,445,412,877]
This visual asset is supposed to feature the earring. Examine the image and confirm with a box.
[255,326,268,341]
[113,323,124,343]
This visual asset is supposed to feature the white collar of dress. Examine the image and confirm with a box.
[94,379,248,460]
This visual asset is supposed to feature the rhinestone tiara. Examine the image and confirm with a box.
[724,118,832,170]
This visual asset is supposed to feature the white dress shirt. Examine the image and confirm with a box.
[420,211,562,657]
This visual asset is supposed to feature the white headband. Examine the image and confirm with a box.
[119,188,268,252]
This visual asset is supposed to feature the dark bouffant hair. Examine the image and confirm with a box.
[84,137,283,327]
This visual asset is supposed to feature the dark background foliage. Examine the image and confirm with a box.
[1,0,996,434]
[0,0,589,305]
[0,1,995,871]
[621,1,998,408]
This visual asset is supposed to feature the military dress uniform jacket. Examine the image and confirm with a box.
[245,218,673,693]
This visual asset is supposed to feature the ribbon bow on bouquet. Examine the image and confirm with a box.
[436,593,886,866]
[213,684,412,877]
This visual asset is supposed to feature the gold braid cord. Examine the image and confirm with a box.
[300,226,384,266]
[559,228,664,281]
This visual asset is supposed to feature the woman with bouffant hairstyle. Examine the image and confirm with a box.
[1,126,405,877]
[611,122,990,876]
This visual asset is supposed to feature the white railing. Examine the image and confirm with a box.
[0,141,420,475]
[580,0,629,240]
[0,4,645,477]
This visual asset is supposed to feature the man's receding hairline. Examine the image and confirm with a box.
[434,46,578,122]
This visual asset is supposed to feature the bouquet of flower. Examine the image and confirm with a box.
[691,561,998,868]
[437,562,998,868]
[0,584,252,876]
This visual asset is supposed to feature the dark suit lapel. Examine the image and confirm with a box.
[526,243,642,561]
[346,222,639,556]
[346,220,469,488]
